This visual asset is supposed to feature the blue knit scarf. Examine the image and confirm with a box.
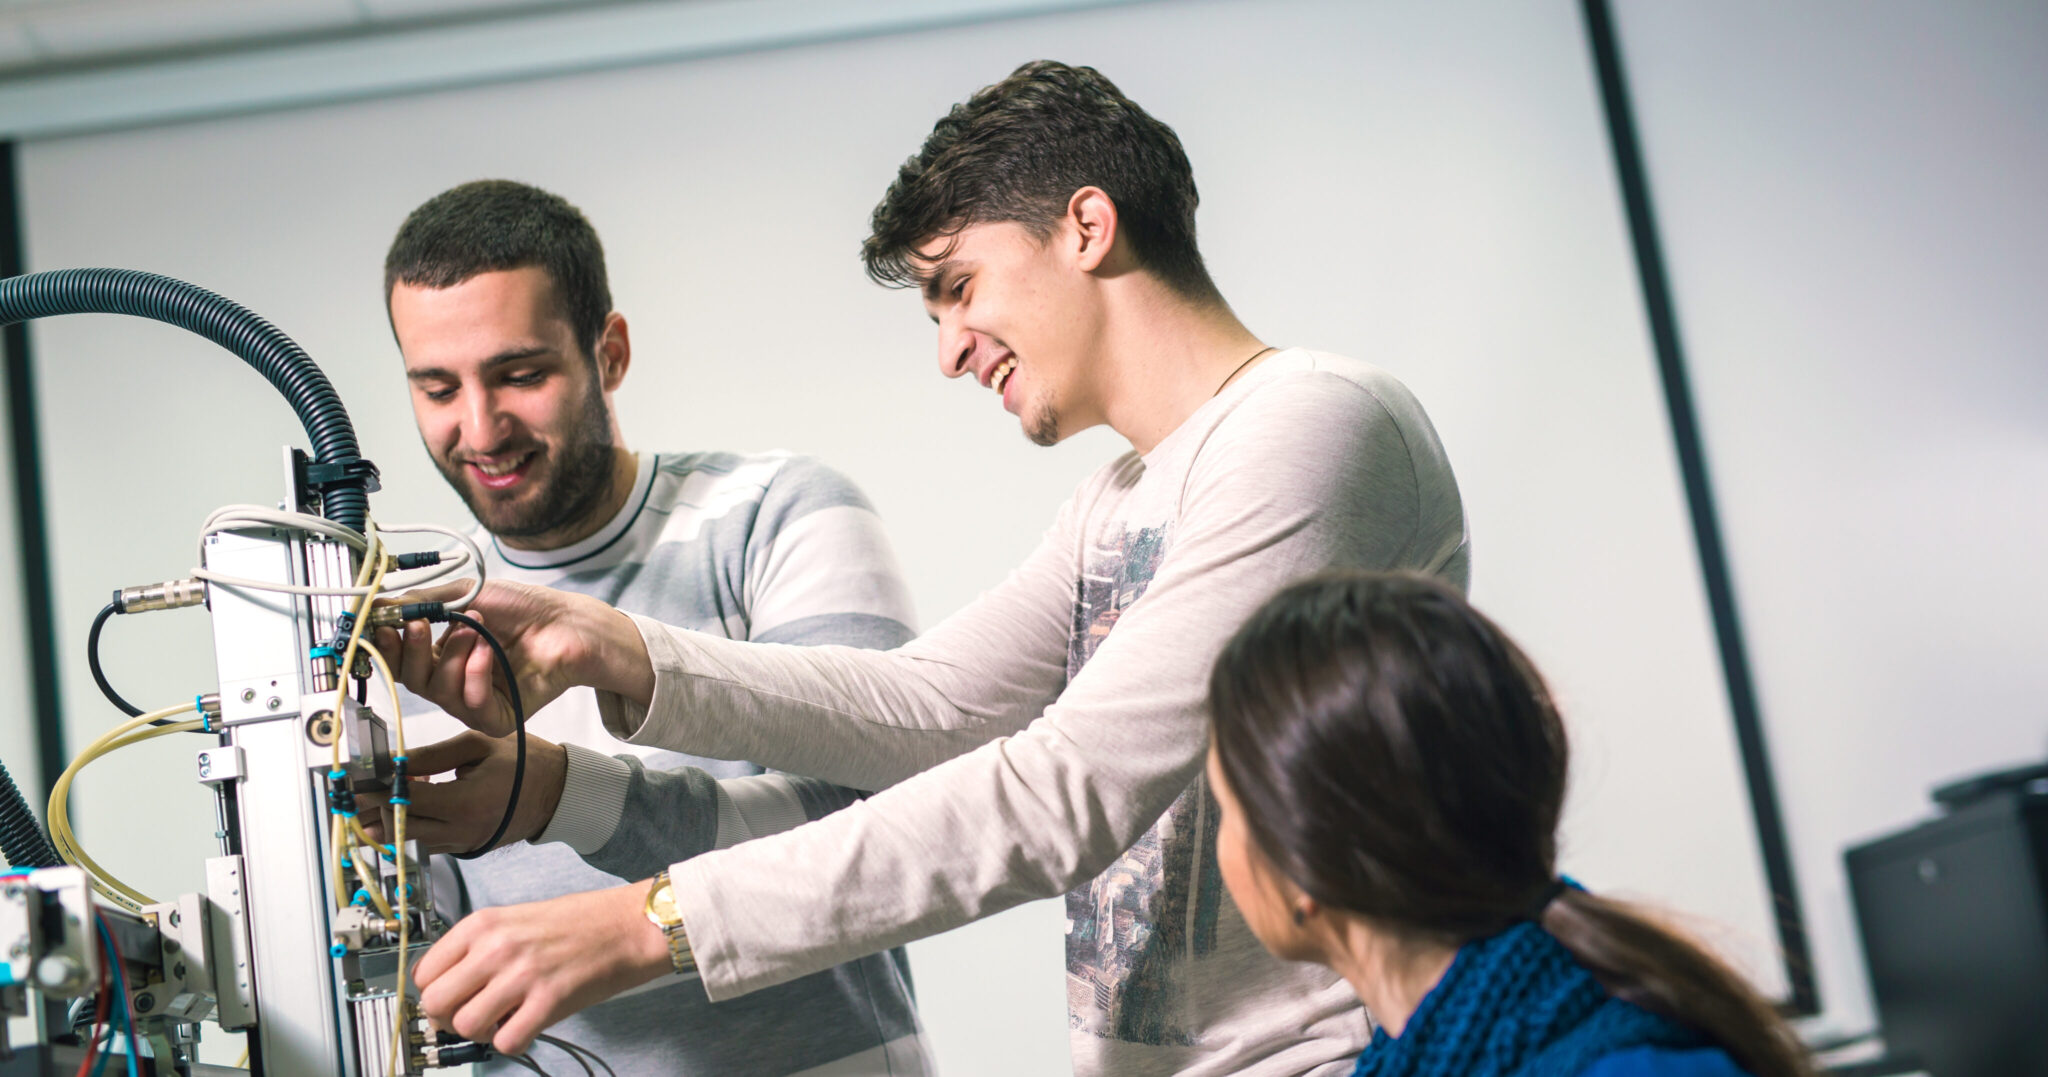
[1350,920,1705,1077]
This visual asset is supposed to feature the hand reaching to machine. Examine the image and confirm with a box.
[360,731,569,855]
[414,881,672,1056]
[374,579,656,737]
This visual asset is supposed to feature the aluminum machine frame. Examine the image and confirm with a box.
[0,270,490,1076]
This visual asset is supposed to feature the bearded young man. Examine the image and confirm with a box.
[378,179,933,1077]
[389,64,1470,1076]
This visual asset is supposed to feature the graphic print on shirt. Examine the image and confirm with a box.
[1063,524,1227,1046]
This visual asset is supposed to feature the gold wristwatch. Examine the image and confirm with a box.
[643,870,697,975]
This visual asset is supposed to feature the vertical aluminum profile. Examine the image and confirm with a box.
[204,519,364,1077]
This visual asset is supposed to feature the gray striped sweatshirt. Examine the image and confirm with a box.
[408,450,934,1077]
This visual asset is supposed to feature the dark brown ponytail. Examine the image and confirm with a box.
[1208,571,1811,1077]
[1542,890,1810,1077]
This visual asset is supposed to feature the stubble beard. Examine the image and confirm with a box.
[1023,387,1062,447]
[438,378,619,542]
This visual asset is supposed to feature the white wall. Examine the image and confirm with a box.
[1614,0,2048,1041]
[11,0,1789,1071]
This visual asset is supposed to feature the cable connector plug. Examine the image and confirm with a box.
[366,601,450,629]
[423,1038,492,1067]
[113,579,206,614]
[392,551,444,571]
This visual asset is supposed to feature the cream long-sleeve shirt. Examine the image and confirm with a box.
[596,350,1470,1076]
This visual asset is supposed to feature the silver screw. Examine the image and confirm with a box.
[266,696,282,710]
[240,689,256,703]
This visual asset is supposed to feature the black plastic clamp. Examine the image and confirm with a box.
[301,456,383,496]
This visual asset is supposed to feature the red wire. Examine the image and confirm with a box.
[73,922,113,1077]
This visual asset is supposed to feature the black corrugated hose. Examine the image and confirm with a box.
[0,268,370,530]
[0,757,60,868]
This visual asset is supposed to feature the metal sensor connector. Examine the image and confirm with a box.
[365,601,448,629]
[114,578,206,613]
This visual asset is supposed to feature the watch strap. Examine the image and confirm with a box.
[645,870,696,976]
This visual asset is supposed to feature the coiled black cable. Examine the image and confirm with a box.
[0,269,371,530]
[0,756,61,868]
[445,611,527,860]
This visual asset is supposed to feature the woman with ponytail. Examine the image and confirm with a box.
[1206,571,1812,1077]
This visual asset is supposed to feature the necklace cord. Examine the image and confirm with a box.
[1215,345,1276,397]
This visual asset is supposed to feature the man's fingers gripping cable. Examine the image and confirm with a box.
[411,918,469,992]
[449,971,526,1050]
[404,731,494,777]
[492,993,563,1058]
[417,922,509,1042]
[385,779,499,847]
[423,627,481,717]
[463,619,501,714]
[425,930,548,1055]
[371,627,403,683]
[391,621,437,696]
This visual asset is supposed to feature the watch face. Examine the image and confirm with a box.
[645,877,680,926]
[648,883,680,925]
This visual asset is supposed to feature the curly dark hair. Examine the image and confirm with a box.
[384,179,612,359]
[863,60,1219,302]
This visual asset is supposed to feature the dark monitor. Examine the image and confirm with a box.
[1845,783,2048,1076]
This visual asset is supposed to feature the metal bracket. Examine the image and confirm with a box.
[196,745,246,785]
[203,857,257,1031]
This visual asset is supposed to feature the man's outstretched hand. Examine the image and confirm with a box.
[413,882,673,1056]
[359,731,568,855]
[374,579,656,737]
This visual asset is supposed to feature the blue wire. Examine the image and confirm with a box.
[90,1023,115,1077]
[98,920,140,1077]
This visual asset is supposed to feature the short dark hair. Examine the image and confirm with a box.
[384,180,612,356]
[863,60,1219,302]
[1209,572,1812,1077]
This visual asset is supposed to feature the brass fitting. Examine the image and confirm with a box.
[115,578,206,613]
[365,606,407,630]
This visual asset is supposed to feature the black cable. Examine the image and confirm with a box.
[505,1054,553,1076]
[535,1033,613,1077]
[87,602,144,718]
[446,611,525,860]
[89,601,200,730]
[531,1035,595,1077]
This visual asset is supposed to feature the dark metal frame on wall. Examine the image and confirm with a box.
[0,140,68,801]
[1580,0,1820,1015]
